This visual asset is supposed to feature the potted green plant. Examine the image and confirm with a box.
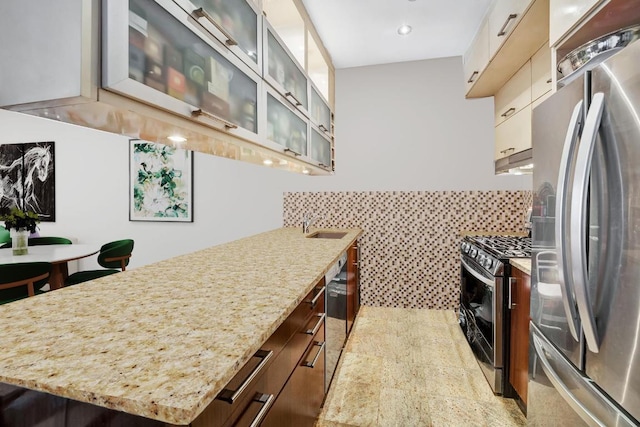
[1,207,40,255]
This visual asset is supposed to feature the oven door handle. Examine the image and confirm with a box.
[461,257,495,288]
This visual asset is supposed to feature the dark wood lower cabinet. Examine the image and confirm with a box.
[261,325,325,427]
[346,242,360,334]
[508,267,531,410]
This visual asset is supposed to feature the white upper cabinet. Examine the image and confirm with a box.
[549,0,603,46]
[463,21,490,94]
[488,0,531,58]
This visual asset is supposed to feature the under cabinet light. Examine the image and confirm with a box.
[167,135,187,143]
[263,159,273,165]
[397,24,412,35]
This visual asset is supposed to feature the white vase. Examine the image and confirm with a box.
[10,228,29,255]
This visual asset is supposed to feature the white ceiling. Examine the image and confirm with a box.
[300,0,494,69]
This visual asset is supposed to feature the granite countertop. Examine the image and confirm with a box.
[0,227,361,425]
[511,258,531,275]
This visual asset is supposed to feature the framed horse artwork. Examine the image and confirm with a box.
[0,141,55,221]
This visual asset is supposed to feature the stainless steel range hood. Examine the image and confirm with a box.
[0,0,331,176]
[495,148,533,174]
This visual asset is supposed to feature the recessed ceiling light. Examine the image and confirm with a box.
[167,135,187,143]
[263,159,273,165]
[397,24,412,36]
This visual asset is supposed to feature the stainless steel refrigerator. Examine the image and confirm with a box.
[529,39,640,426]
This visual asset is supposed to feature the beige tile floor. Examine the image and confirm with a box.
[316,306,526,427]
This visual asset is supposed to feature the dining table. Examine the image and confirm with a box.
[0,244,101,290]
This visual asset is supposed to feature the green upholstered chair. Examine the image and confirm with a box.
[0,262,52,305]
[0,228,10,244]
[65,239,134,286]
[28,237,73,246]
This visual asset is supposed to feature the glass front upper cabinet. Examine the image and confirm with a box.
[103,0,260,141]
[310,85,331,135]
[171,0,261,75]
[262,0,305,67]
[307,31,330,102]
[263,19,309,117]
[310,127,332,169]
[265,85,308,158]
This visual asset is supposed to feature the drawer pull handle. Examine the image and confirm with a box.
[467,71,479,83]
[497,13,518,37]
[303,341,326,368]
[306,286,325,308]
[247,393,276,427]
[305,313,326,335]
[217,349,273,403]
[193,8,238,46]
[192,109,238,130]
[285,91,303,106]
[284,147,301,157]
[501,107,516,118]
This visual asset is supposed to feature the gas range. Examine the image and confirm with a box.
[461,235,531,276]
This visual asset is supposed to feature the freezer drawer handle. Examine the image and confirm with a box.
[217,349,273,403]
[193,8,239,47]
[570,93,605,353]
[497,14,518,37]
[554,100,584,342]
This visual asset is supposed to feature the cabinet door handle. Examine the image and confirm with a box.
[501,107,516,118]
[285,91,303,106]
[192,109,238,130]
[217,350,273,403]
[305,313,326,335]
[302,341,326,368]
[246,393,275,427]
[193,8,239,46]
[497,13,518,37]
[305,286,325,307]
[508,277,516,309]
[467,71,479,83]
[284,147,301,157]
[500,147,515,155]
[319,163,330,168]
[318,124,330,134]
[546,78,553,84]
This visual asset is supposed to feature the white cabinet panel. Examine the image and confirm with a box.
[488,0,531,58]
[531,43,552,102]
[494,60,531,126]
[549,0,603,46]
[495,104,532,160]
[464,21,490,94]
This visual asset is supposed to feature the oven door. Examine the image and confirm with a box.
[460,254,504,392]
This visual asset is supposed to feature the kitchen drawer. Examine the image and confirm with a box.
[495,104,532,160]
[531,43,552,102]
[191,282,324,427]
[494,60,532,126]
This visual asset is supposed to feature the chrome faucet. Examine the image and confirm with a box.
[302,213,323,233]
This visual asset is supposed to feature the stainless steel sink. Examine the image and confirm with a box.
[306,231,347,239]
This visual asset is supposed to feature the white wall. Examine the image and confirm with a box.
[286,56,532,191]
[0,109,292,270]
[0,55,530,270]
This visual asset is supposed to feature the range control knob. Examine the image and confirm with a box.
[469,248,478,257]
[461,242,469,253]
[477,254,485,265]
[484,258,493,269]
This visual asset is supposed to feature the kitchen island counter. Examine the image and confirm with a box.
[0,227,361,425]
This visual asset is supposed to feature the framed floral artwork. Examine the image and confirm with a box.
[129,140,193,222]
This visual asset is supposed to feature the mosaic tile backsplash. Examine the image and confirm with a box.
[283,191,533,309]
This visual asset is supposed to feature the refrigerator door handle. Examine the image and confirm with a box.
[555,100,584,341]
[570,92,605,353]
